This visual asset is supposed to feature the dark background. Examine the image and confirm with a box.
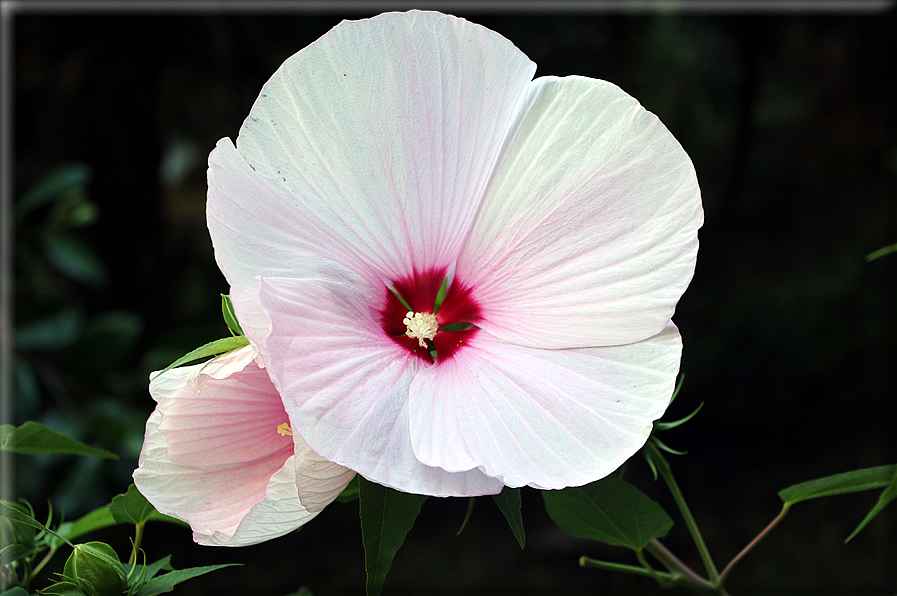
[10,4,896,595]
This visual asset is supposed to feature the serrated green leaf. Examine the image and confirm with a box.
[543,474,673,550]
[0,421,118,459]
[151,336,249,380]
[58,506,116,543]
[132,564,240,596]
[491,488,525,548]
[109,485,157,526]
[358,478,426,596]
[124,555,172,585]
[778,464,897,504]
[220,294,244,336]
[845,467,897,542]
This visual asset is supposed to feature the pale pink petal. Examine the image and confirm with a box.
[457,76,703,349]
[134,411,313,547]
[408,323,682,490]
[184,343,262,393]
[207,11,536,297]
[255,275,504,497]
[151,351,293,468]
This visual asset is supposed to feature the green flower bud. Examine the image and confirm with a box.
[62,542,127,596]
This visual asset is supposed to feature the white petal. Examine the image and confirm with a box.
[208,10,536,295]
[409,324,682,490]
[134,412,315,547]
[457,76,703,348]
[255,275,503,497]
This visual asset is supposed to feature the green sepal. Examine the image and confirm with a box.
[151,336,249,380]
[455,498,475,536]
[778,464,897,504]
[37,581,87,596]
[220,294,244,336]
[0,421,118,459]
[62,542,127,596]
[543,474,673,550]
[0,500,73,548]
[845,467,897,542]
[358,478,426,596]
[491,488,525,548]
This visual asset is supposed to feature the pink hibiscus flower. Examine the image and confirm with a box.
[134,346,355,546]
[206,11,703,497]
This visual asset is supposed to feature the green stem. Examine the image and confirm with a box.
[646,441,720,583]
[719,502,790,583]
[580,556,670,580]
[645,540,721,594]
[128,522,145,566]
[27,544,59,585]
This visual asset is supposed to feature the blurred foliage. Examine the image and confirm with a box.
[11,7,896,596]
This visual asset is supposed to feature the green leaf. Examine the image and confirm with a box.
[42,234,107,287]
[865,242,897,261]
[491,488,525,548]
[778,464,897,504]
[543,474,673,550]
[124,555,172,584]
[845,467,897,542]
[0,421,118,459]
[151,336,250,380]
[57,505,116,543]
[132,564,240,596]
[16,163,92,221]
[220,294,244,336]
[1,587,32,596]
[358,478,426,596]
[109,485,156,525]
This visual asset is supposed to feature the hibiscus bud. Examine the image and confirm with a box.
[62,542,127,596]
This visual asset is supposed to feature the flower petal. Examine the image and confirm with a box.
[408,323,682,490]
[134,411,314,546]
[151,347,293,468]
[255,275,504,497]
[457,76,703,349]
[208,10,536,295]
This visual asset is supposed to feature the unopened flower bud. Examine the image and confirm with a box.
[62,542,127,596]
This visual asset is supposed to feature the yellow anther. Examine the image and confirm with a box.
[276,422,293,436]
[403,311,438,348]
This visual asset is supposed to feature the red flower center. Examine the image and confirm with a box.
[379,267,481,363]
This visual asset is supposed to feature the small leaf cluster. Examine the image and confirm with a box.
[1,422,235,596]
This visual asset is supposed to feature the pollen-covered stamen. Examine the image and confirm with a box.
[403,311,438,348]
[276,422,293,436]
